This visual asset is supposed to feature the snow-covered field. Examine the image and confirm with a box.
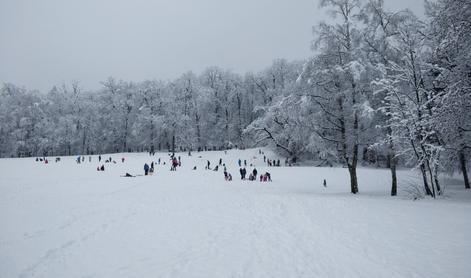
[1,148,470,278]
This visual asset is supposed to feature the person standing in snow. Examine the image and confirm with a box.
[207,160,211,170]
[244,160,247,167]
[144,163,150,175]
[219,158,222,166]
[224,170,228,180]
[99,155,101,162]
[238,159,241,167]
[252,168,257,180]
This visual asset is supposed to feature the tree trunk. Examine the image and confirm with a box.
[459,150,470,189]
[172,134,175,156]
[420,164,433,196]
[390,154,397,196]
[348,164,359,194]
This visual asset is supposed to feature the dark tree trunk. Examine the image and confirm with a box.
[172,134,175,156]
[420,164,433,196]
[348,164,359,194]
[387,130,397,196]
[390,154,397,196]
[459,150,470,189]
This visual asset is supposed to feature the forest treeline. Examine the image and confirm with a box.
[1,0,469,195]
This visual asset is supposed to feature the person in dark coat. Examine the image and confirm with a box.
[252,168,257,180]
[144,163,150,175]
[99,155,101,162]
[100,165,105,171]
[239,168,244,180]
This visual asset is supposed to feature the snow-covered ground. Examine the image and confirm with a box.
[1,148,470,278]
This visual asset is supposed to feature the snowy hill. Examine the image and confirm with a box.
[1,148,470,278]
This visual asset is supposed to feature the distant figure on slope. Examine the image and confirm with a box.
[263,156,266,162]
[224,170,228,180]
[98,155,101,162]
[263,172,271,182]
[238,159,241,167]
[172,157,178,170]
[244,160,247,167]
[252,168,258,180]
[239,168,244,180]
[144,163,150,176]
[207,160,211,170]
[122,157,125,163]
[219,158,222,166]
[224,170,232,181]
[89,156,92,162]
[77,156,81,164]
[213,165,219,172]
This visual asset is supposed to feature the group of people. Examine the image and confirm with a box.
[170,156,181,171]
[266,159,281,167]
[236,167,272,182]
[143,162,155,175]
[35,157,49,164]
[142,154,183,175]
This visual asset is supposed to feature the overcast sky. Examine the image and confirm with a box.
[0,0,424,92]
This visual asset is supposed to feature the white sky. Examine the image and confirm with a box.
[0,0,424,92]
